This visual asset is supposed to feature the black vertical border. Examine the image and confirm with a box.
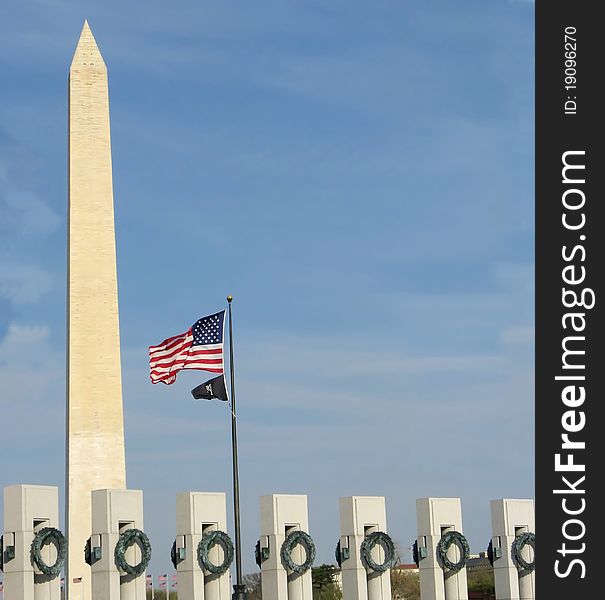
[536,1,603,597]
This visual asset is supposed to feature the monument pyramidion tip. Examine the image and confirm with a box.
[70,19,105,70]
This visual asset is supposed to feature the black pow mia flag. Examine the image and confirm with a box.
[191,374,228,402]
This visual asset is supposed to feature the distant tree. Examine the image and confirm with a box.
[312,564,342,600]
[467,570,495,596]
[317,582,342,600]
[390,569,420,600]
[391,540,404,566]
[244,572,262,600]
[146,590,176,599]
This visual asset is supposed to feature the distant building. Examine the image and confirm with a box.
[393,563,420,575]
[467,552,493,573]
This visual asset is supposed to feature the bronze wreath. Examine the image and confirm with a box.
[512,532,535,572]
[114,528,151,577]
[197,530,234,575]
[360,531,396,572]
[280,530,316,574]
[436,531,469,573]
[30,527,66,578]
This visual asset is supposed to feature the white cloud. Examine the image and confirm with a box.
[0,263,53,304]
[501,325,534,346]
[0,128,60,311]
[0,173,61,238]
[0,323,62,407]
[240,336,508,379]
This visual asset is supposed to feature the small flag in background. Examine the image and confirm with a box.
[146,574,153,588]
[149,311,225,385]
[158,573,167,588]
[191,374,229,402]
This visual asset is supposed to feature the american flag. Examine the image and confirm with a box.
[149,311,225,385]
[158,574,168,588]
[146,574,153,588]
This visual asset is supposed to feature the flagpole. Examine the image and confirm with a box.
[227,296,247,600]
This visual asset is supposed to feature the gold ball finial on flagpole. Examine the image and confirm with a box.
[227,295,233,303]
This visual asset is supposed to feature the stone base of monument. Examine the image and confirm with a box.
[90,489,147,600]
[416,497,469,600]
[175,492,231,600]
[259,494,313,600]
[2,485,62,600]
[490,499,535,600]
[338,496,392,600]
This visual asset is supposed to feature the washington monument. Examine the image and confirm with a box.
[67,21,126,600]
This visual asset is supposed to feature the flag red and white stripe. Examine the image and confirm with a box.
[149,311,225,385]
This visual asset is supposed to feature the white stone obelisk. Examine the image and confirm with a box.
[67,21,126,600]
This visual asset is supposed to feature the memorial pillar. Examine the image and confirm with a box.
[338,496,391,600]
[259,495,313,600]
[90,489,147,600]
[416,498,468,600]
[2,485,62,600]
[174,492,231,600]
[490,499,535,600]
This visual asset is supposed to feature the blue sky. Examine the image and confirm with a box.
[1,0,534,579]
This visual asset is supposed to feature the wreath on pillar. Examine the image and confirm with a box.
[360,531,396,572]
[280,530,316,574]
[512,532,535,572]
[30,527,67,578]
[254,539,265,568]
[486,539,495,567]
[170,540,178,569]
[412,540,420,567]
[197,530,234,575]
[114,528,152,577]
[436,531,469,573]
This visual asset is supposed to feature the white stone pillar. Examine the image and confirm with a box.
[259,495,313,600]
[2,485,61,600]
[90,489,147,600]
[416,498,468,600]
[67,23,127,600]
[490,499,535,600]
[338,496,392,600]
[175,492,231,600]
